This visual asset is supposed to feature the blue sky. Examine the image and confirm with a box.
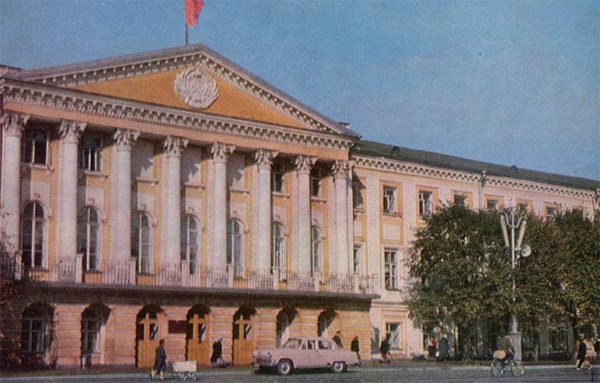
[1,0,598,180]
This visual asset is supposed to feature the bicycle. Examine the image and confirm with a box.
[491,357,524,377]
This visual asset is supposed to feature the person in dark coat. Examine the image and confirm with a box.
[576,336,587,370]
[350,335,360,363]
[150,339,167,381]
[380,334,391,363]
[333,331,343,349]
[211,338,225,367]
[438,336,449,362]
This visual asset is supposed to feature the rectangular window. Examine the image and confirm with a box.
[353,245,362,274]
[418,191,433,217]
[352,179,363,209]
[79,135,102,172]
[23,129,48,165]
[546,207,556,220]
[383,187,396,213]
[517,203,529,213]
[384,249,398,290]
[486,200,498,211]
[454,194,466,207]
[310,168,321,197]
[271,163,284,193]
[385,323,401,350]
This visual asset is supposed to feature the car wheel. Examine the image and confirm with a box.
[331,361,345,373]
[277,359,293,375]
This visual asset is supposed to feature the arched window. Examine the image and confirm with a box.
[271,223,286,276]
[227,219,243,278]
[21,202,45,268]
[21,307,48,354]
[132,212,151,274]
[78,207,100,271]
[181,215,200,275]
[311,226,322,275]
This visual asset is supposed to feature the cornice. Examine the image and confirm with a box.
[0,79,354,152]
[19,49,355,138]
[353,155,594,200]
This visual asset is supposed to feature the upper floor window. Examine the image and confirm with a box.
[311,226,322,275]
[132,212,151,274]
[384,249,398,290]
[181,215,200,275]
[271,163,284,193]
[77,207,100,271]
[383,187,396,213]
[418,191,433,217]
[272,223,286,276]
[79,135,102,172]
[310,168,321,197]
[21,202,46,268]
[23,128,48,165]
[454,194,466,207]
[546,207,557,220]
[352,178,364,209]
[487,200,499,211]
[227,219,244,278]
[517,202,529,213]
[353,245,362,274]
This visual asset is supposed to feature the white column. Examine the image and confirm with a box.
[331,160,352,275]
[294,156,316,273]
[57,120,86,260]
[111,129,139,262]
[210,143,235,268]
[161,136,188,264]
[253,149,278,270]
[0,113,30,252]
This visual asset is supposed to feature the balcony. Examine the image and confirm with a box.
[0,253,378,297]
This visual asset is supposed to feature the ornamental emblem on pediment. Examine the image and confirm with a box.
[174,67,219,109]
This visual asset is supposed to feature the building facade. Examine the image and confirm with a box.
[0,45,597,369]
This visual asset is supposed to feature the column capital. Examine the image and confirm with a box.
[331,160,354,179]
[294,155,317,174]
[59,120,86,143]
[1,112,30,137]
[210,142,235,162]
[163,136,189,157]
[254,149,279,171]
[113,129,140,150]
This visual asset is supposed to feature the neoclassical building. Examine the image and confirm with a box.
[0,45,597,369]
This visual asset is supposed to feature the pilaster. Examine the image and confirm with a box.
[294,156,316,273]
[210,143,235,267]
[253,149,278,270]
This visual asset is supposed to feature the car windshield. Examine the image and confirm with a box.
[282,338,302,349]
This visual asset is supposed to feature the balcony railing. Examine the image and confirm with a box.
[0,254,377,295]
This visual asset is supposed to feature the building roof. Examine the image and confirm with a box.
[352,140,599,191]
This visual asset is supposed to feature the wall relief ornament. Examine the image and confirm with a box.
[294,155,317,174]
[59,120,86,143]
[0,112,30,136]
[113,129,140,149]
[254,149,279,170]
[174,67,219,109]
[163,136,189,156]
[331,160,354,179]
[210,142,235,162]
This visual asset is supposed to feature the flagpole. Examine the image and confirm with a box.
[185,25,189,45]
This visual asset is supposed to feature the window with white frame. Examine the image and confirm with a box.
[21,202,46,268]
[23,128,48,165]
[487,199,499,211]
[310,168,321,197]
[81,309,100,354]
[352,178,363,209]
[79,135,102,172]
[546,206,557,220]
[181,215,200,275]
[383,187,396,213]
[385,322,401,350]
[311,226,322,275]
[384,249,398,290]
[353,245,362,274]
[21,307,47,354]
[132,212,151,274]
[272,223,286,276]
[77,207,100,271]
[227,219,243,278]
[271,163,284,193]
[418,191,433,217]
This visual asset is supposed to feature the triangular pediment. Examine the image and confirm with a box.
[15,45,359,138]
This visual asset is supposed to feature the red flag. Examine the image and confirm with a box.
[185,0,204,28]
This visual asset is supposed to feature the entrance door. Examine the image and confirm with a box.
[136,309,160,368]
[232,309,254,365]
[186,311,210,366]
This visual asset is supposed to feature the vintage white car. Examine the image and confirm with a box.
[251,337,359,375]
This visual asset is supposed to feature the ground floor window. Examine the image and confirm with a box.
[385,322,401,350]
[81,311,100,353]
[21,308,47,353]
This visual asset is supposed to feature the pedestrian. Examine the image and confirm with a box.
[211,338,226,367]
[150,339,167,381]
[427,336,437,359]
[498,334,515,363]
[438,336,449,363]
[380,334,391,363]
[351,335,360,363]
[576,335,587,370]
[333,330,343,349]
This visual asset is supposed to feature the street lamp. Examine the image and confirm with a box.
[500,207,530,361]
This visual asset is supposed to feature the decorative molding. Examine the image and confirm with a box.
[24,51,347,136]
[353,155,595,200]
[1,80,354,152]
[294,155,317,174]
[162,136,189,156]
[174,67,219,108]
[210,142,235,162]
[58,120,86,143]
[331,160,354,179]
[113,129,140,149]
[0,112,30,136]
[254,149,279,170]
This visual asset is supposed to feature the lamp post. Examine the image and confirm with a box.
[500,207,531,361]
